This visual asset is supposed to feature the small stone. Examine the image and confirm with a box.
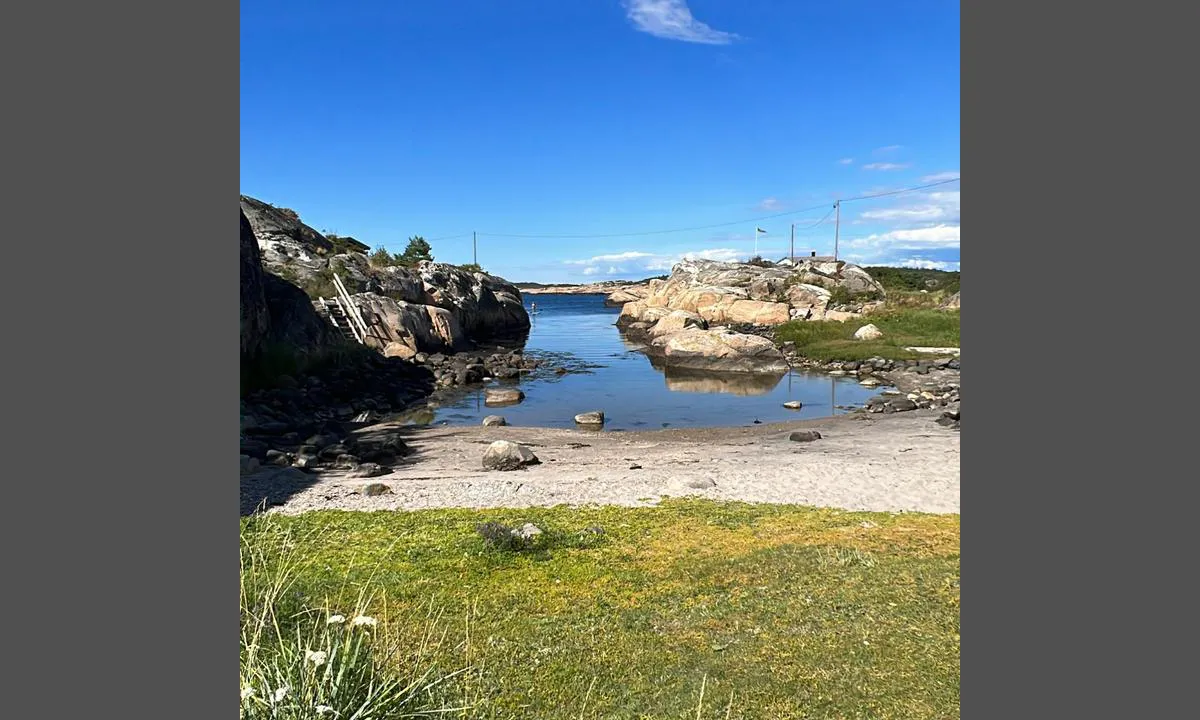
[853,324,883,341]
[629,463,643,470]
[574,410,605,425]
[359,482,392,496]
[347,463,389,478]
[859,377,881,387]
[482,415,508,427]
[513,522,543,540]
[318,443,351,460]
[828,370,847,376]
[484,388,525,406]
[783,400,803,409]
[687,478,717,489]
[788,430,823,442]
[482,440,540,471]
[889,398,918,412]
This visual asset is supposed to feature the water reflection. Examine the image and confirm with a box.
[655,363,788,396]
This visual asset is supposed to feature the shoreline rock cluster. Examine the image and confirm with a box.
[612,258,889,374]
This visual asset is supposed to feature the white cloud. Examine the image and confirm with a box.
[681,247,741,262]
[848,224,961,251]
[838,158,855,165]
[862,162,910,171]
[858,190,959,225]
[623,0,739,45]
[874,145,903,154]
[566,245,748,277]
[756,197,782,211]
[895,258,960,271]
[564,250,656,265]
[921,171,960,183]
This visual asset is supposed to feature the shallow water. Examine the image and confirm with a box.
[416,293,885,430]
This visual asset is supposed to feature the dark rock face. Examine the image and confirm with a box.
[262,272,341,352]
[240,211,271,360]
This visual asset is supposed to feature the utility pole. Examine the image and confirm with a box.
[833,200,841,262]
[473,231,477,266]
[790,223,795,264]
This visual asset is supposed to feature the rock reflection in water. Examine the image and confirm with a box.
[654,363,788,396]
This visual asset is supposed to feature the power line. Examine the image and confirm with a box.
[476,202,834,240]
[387,177,960,246]
[841,177,959,204]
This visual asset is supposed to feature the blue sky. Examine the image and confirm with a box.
[241,1,959,282]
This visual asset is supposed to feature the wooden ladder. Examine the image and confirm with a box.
[318,272,372,345]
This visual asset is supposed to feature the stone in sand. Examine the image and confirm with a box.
[783,401,803,409]
[485,388,525,406]
[788,430,823,442]
[482,440,540,471]
[240,455,260,475]
[482,415,508,426]
[574,410,605,425]
[348,463,389,478]
[359,482,392,496]
[853,323,883,341]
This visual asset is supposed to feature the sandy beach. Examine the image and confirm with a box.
[254,406,960,516]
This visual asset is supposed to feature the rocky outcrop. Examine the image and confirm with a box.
[240,211,271,359]
[616,258,883,373]
[240,208,340,364]
[240,195,530,356]
[416,262,530,341]
[604,285,651,306]
[621,258,884,329]
[941,291,960,310]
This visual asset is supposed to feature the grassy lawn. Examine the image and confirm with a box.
[241,500,960,719]
[775,308,960,362]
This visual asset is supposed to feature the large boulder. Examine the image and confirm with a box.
[482,440,539,471]
[646,328,790,373]
[333,293,468,355]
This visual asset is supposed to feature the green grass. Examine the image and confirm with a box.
[241,499,960,719]
[775,308,960,362]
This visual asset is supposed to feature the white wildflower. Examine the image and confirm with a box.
[240,686,255,700]
[272,685,290,703]
[350,615,377,627]
[315,706,335,716]
[326,614,346,625]
[305,649,328,667]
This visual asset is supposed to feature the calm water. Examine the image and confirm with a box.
[417,293,886,430]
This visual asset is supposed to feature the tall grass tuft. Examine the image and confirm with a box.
[240,515,470,719]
